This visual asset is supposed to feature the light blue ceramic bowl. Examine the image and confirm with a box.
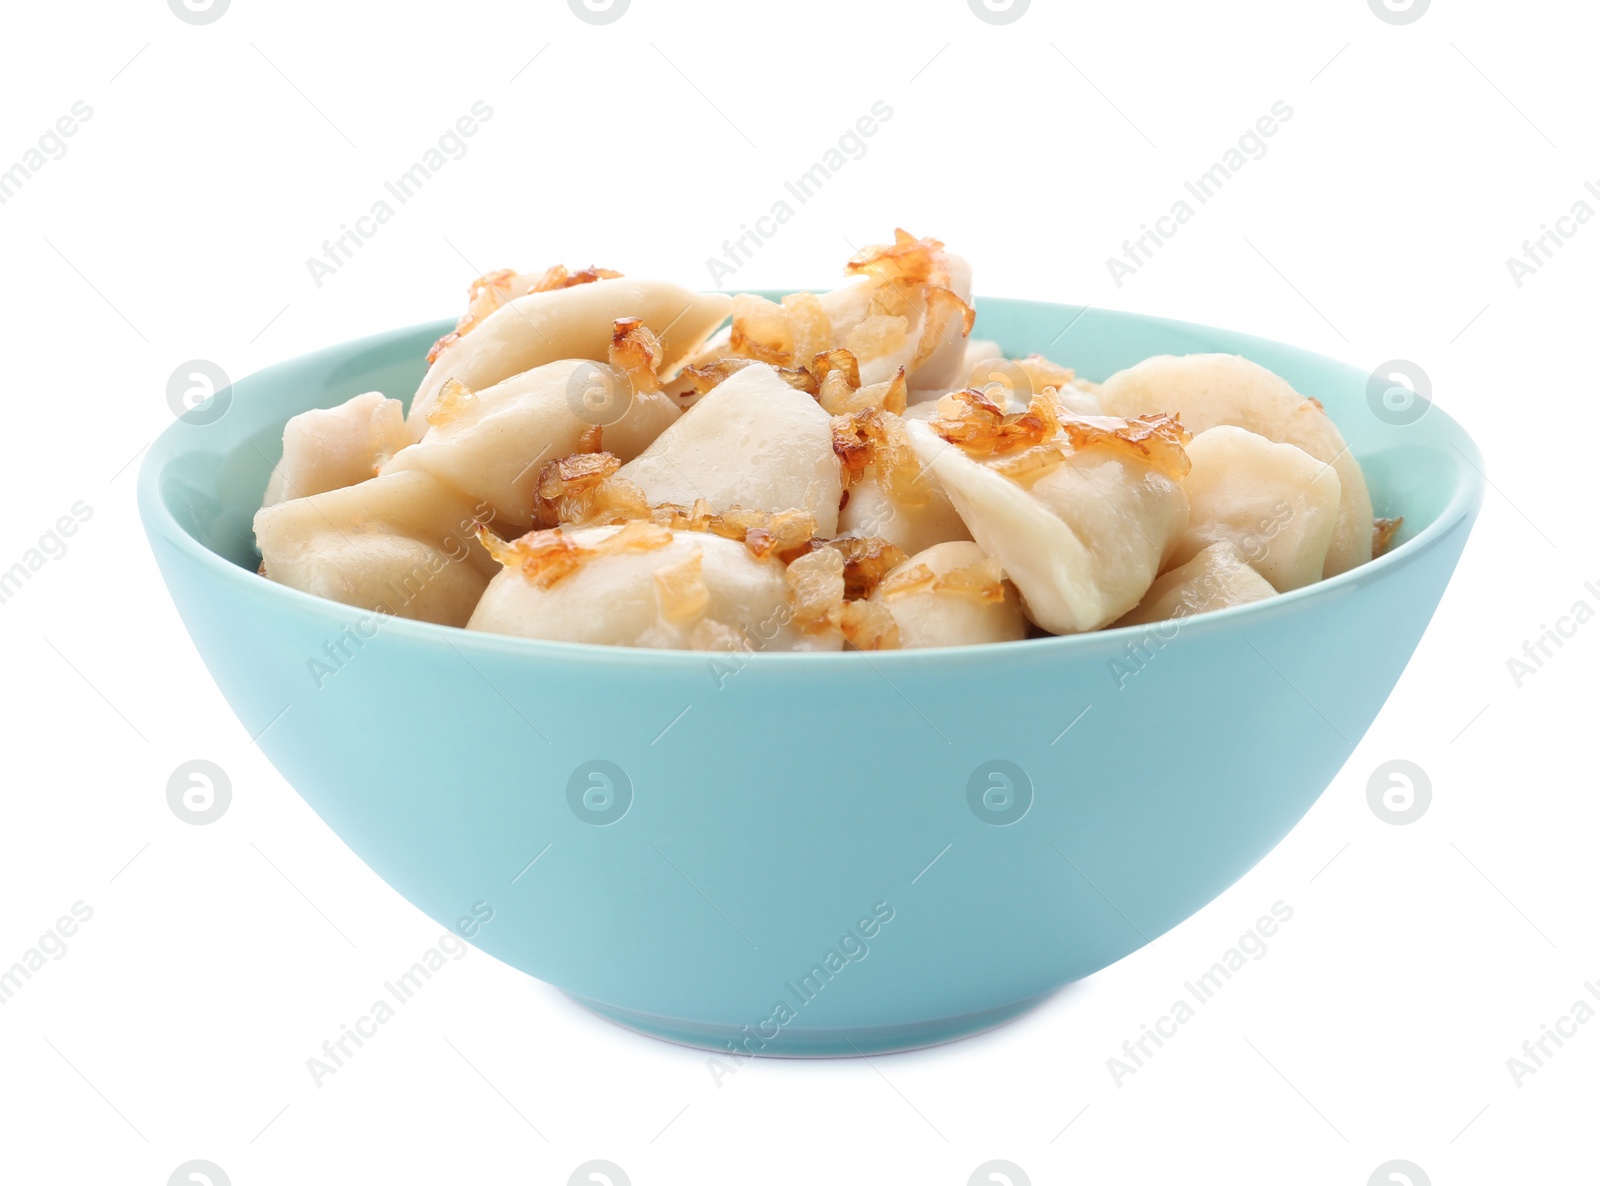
[139,298,1483,1056]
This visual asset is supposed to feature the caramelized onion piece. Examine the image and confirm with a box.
[838,600,901,650]
[813,349,861,414]
[988,443,1069,486]
[653,551,710,625]
[785,548,846,634]
[1013,354,1080,393]
[823,362,907,417]
[478,520,672,589]
[609,317,664,395]
[811,348,861,388]
[879,555,1006,603]
[681,356,817,397]
[845,228,947,286]
[530,265,623,293]
[1058,413,1192,479]
[426,270,518,365]
[824,535,910,600]
[928,389,1062,458]
[535,452,822,563]
[728,294,795,366]
[781,543,904,648]
[425,378,477,429]
[831,411,879,486]
[535,451,646,528]
[1373,516,1404,556]
[783,292,832,365]
[653,503,817,562]
[829,408,926,505]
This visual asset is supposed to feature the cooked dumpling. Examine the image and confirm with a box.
[1113,540,1276,627]
[263,392,409,506]
[383,322,679,528]
[409,278,731,434]
[1097,354,1372,577]
[722,230,974,390]
[869,541,1026,648]
[466,522,842,652]
[426,266,619,363]
[615,362,843,534]
[1172,426,1341,592]
[254,471,498,627]
[906,398,1191,634]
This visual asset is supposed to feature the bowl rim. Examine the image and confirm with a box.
[138,296,1487,668]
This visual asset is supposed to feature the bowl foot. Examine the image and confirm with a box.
[564,991,1056,1058]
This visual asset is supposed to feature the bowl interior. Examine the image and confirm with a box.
[145,296,1483,624]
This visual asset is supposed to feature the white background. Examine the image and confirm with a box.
[1,0,1596,1183]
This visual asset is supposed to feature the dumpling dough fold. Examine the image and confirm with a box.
[254,471,498,627]
[1172,426,1342,593]
[409,278,731,433]
[1114,541,1277,627]
[906,414,1190,634]
[615,363,843,535]
[1097,353,1372,577]
[264,392,409,506]
[383,355,678,529]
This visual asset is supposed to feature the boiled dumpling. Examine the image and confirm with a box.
[426,266,616,362]
[615,362,843,534]
[409,277,731,434]
[1172,426,1342,592]
[868,541,1026,648]
[1097,354,1372,577]
[906,398,1191,633]
[263,391,408,506]
[466,522,842,652]
[254,470,498,627]
[1113,541,1277,627]
[383,322,680,528]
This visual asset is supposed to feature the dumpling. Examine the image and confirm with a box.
[615,362,843,534]
[1172,426,1342,592]
[833,408,971,554]
[425,266,619,364]
[1097,354,1372,577]
[1113,541,1277,627]
[869,541,1027,648]
[254,471,498,627]
[466,522,842,652]
[409,277,731,434]
[263,392,408,506]
[383,321,680,528]
[906,397,1191,633]
[722,230,975,390]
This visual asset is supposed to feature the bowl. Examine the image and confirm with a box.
[139,297,1483,1056]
